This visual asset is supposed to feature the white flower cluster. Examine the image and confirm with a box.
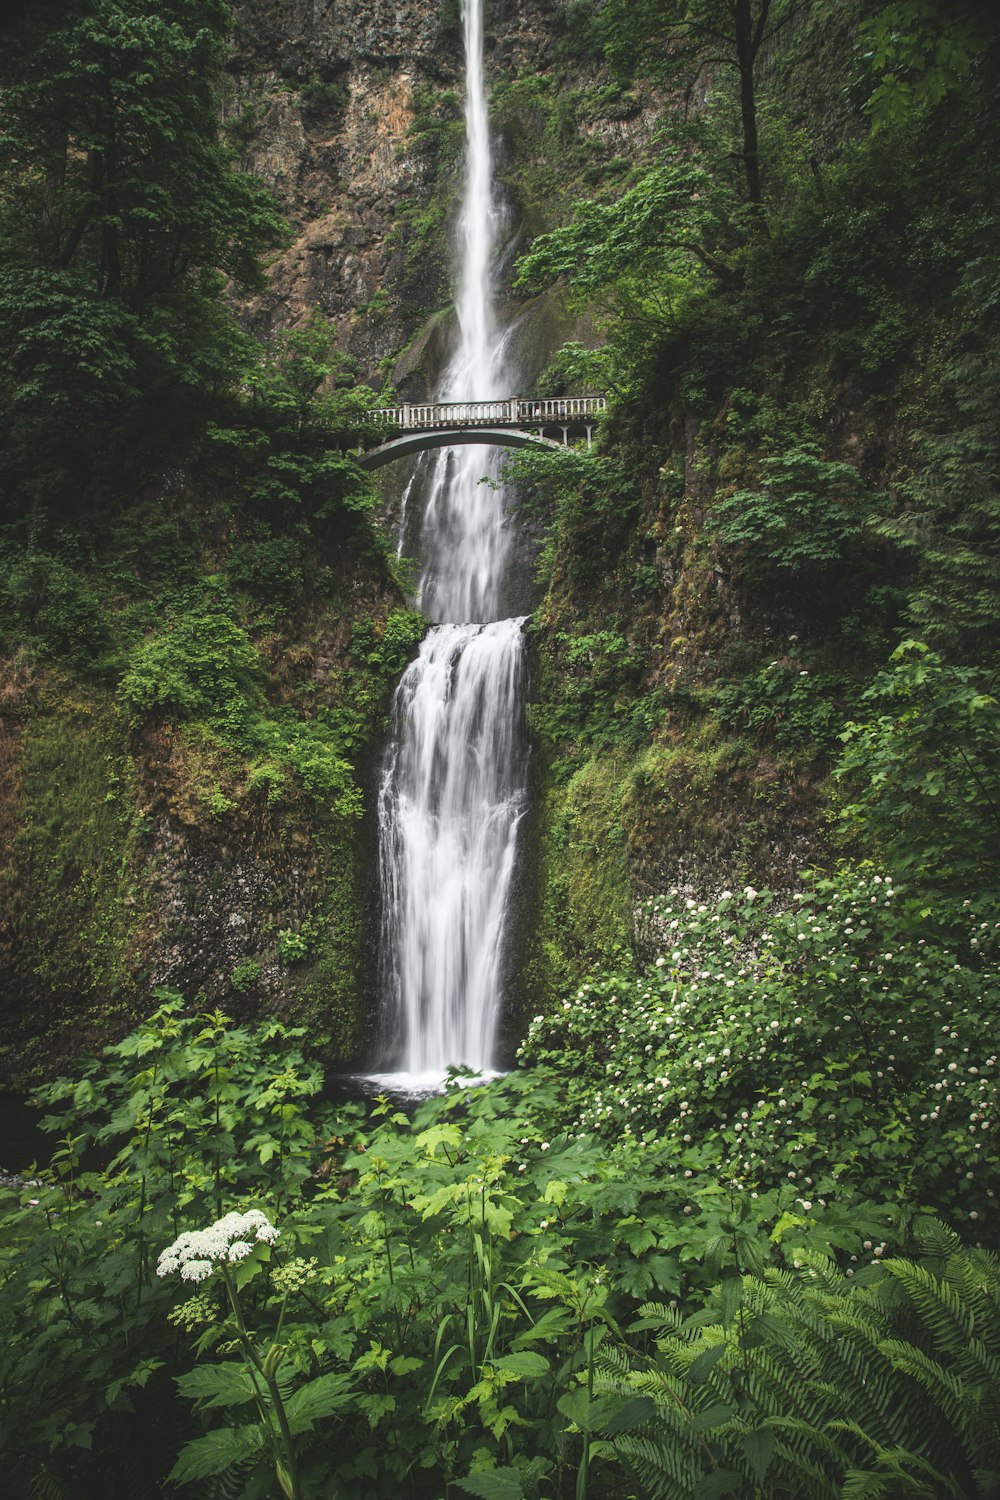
[157,1209,280,1283]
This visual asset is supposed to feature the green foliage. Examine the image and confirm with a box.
[877,240,1000,662]
[115,588,421,824]
[0,268,141,412]
[230,959,262,993]
[0,999,326,1493]
[118,605,263,730]
[712,656,851,753]
[297,74,349,123]
[536,341,614,399]
[276,923,319,965]
[499,445,641,598]
[521,869,1000,1232]
[0,548,113,674]
[0,0,282,303]
[598,0,790,214]
[859,0,984,131]
[0,0,284,493]
[201,313,382,525]
[529,625,662,767]
[516,156,720,298]
[836,641,1000,893]
[1,955,997,1496]
[227,526,308,608]
[599,1219,1000,1499]
[708,442,884,580]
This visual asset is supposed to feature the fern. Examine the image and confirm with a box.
[596,1235,1000,1498]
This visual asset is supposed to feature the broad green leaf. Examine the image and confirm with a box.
[456,1467,525,1498]
[175,1362,257,1410]
[168,1425,262,1482]
[490,1352,550,1380]
[285,1371,354,1433]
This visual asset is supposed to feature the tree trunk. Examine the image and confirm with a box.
[733,0,768,230]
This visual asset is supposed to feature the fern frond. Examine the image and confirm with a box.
[884,1259,978,1359]
[615,1429,706,1500]
[877,1338,969,1424]
[29,1471,73,1500]
[911,1218,963,1265]
[768,1429,844,1500]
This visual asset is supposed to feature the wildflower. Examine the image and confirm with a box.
[157,1210,279,1281]
[180,1259,213,1283]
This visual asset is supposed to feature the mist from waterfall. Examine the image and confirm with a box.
[372,0,529,1088]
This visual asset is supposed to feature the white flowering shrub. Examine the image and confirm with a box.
[519,871,1000,1231]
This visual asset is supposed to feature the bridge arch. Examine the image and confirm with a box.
[358,426,563,472]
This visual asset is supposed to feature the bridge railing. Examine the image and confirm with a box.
[362,396,607,429]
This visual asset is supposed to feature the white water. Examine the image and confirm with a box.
[373,0,528,1089]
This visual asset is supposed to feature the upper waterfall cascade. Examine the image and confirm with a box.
[371,0,530,1089]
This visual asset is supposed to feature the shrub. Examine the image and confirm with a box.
[521,870,1000,1231]
[836,640,1000,893]
[712,656,850,752]
[708,442,884,579]
[0,549,112,673]
[118,606,262,730]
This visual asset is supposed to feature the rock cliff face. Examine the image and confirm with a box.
[227,0,655,393]
[0,527,410,1082]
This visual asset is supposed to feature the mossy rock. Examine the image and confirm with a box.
[621,718,824,896]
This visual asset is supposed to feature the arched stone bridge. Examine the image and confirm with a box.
[358,396,607,470]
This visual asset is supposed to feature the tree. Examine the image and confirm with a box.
[858,0,989,133]
[601,0,813,224]
[0,0,282,309]
[0,0,285,491]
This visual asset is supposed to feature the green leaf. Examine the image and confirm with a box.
[456,1468,525,1499]
[490,1352,550,1381]
[285,1371,354,1434]
[168,1425,262,1482]
[511,1306,572,1347]
[415,1123,462,1156]
[690,1403,735,1434]
[557,1389,643,1434]
[599,1395,656,1435]
[742,1426,776,1483]
[175,1363,258,1410]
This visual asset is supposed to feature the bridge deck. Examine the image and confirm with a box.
[363,396,607,430]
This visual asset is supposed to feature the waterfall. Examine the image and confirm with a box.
[372,0,529,1087]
